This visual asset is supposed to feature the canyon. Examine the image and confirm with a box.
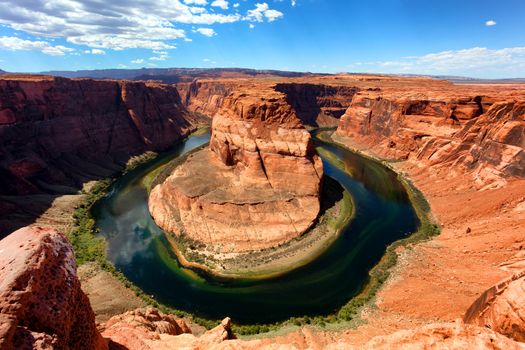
[0,71,524,349]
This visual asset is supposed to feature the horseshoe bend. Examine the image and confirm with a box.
[1,71,525,348]
[148,87,324,260]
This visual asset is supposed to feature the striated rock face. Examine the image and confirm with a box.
[0,76,199,196]
[149,88,323,253]
[0,226,107,350]
[177,79,238,118]
[336,89,525,185]
[0,75,204,236]
[464,269,525,342]
[274,83,358,126]
[178,79,357,127]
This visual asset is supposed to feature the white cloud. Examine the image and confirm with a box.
[203,58,211,62]
[348,47,525,77]
[195,27,217,37]
[90,49,106,55]
[485,20,497,27]
[131,58,145,64]
[249,23,255,29]
[0,36,74,56]
[292,0,297,6]
[0,0,285,51]
[233,3,240,8]
[245,3,283,22]
[150,51,169,60]
[184,0,208,4]
[211,0,229,10]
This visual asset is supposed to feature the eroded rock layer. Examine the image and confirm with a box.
[336,86,525,186]
[149,88,323,253]
[0,75,203,236]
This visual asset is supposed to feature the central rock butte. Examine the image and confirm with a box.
[148,87,323,253]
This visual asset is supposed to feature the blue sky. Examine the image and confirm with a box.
[0,0,524,78]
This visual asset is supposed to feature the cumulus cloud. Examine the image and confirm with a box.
[485,20,497,27]
[245,3,283,22]
[195,27,217,36]
[0,1,286,51]
[211,0,229,10]
[90,49,106,55]
[0,36,74,56]
[292,0,297,6]
[348,47,525,77]
[131,58,145,64]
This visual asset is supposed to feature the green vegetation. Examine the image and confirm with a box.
[124,151,158,174]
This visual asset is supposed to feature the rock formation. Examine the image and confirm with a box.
[0,226,107,350]
[0,75,204,236]
[335,86,525,186]
[464,269,525,342]
[361,322,525,350]
[149,87,323,253]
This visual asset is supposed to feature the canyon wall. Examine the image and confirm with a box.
[178,79,357,127]
[0,75,204,236]
[149,87,323,253]
[336,89,525,185]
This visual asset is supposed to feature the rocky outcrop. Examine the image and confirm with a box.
[149,87,323,253]
[336,89,525,185]
[103,315,234,350]
[464,269,525,342]
[0,226,107,350]
[0,75,204,236]
[362,322,525,350]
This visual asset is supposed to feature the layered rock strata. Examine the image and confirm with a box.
[336,89,525,185]
[0,75,203,235]
[0,226,107,350]
[149,88,323,253]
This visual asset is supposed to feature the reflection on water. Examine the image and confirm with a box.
[93,131,419,324]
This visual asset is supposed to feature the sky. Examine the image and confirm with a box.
[0,0,524,78]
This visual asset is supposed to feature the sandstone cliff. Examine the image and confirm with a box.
[149,87,323,253]
[0,75,204,235]
[178,79,357,127]
[336,88,525,186]
[0,226,107,350]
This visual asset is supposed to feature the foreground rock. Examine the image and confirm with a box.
[149,87,323,253]
[464,268,525,342]
[0,226,107,350]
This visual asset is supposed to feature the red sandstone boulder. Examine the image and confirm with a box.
[0,226,107,350]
